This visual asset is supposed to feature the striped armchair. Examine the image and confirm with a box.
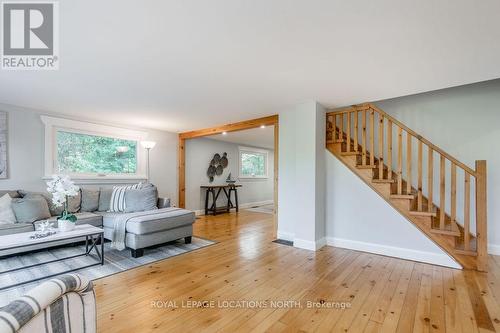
[0,274,96,333]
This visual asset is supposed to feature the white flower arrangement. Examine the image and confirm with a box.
[46,175,80,222]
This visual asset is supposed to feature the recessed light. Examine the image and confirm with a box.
[260,125,266,129]
[222,131,228,135]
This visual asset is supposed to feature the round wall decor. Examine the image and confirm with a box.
[207,152,229,182]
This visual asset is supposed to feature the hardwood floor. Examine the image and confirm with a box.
[95,210,500,332]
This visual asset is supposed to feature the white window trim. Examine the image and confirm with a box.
[41,115,149,183]
[238,146,269,179]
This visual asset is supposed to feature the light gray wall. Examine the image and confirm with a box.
[0,105,179,203]
[325,152,460,268]
[185,137,274,212]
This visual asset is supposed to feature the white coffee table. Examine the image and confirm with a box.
[0,224,104,291]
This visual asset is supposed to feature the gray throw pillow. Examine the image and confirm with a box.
[0,190,21,198]
[81,189,100,212]
[11,197,51,223]
[124,186,158,213]
[98,188,113,212]
[20,190,81,216]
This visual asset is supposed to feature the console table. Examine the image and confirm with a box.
[201,184,242,215]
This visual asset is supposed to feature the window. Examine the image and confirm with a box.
[56,131,138,175]
[42,116,148,181]
[239,147,268,178]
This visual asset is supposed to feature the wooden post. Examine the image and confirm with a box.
[332,115,337,142]
[417,140,423,211]
[370,110,375,166]
[397,127,403,194]
[178,137,186,208]
[347,111,351,152]
[428,148,434,213]
[387,120,392,177]
[326,115,332,143]
[362,111,367,166]
[406,134,412,195]
[439,156,445,230]
[450,164,457,224]
[475,160,487,272]
[339,113,344,143]
[354,111,358,152]
[274,123,279,232]
[378,114,384,179]
[464,172,470,251]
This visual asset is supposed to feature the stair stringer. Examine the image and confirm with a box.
[326,142,477,270]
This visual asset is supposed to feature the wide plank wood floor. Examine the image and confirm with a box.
[95,210,500,332]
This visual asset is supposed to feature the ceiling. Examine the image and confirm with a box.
[206,126,274,150]
[1,1,500,132]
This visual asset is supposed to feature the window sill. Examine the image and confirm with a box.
[238,177,269,180]
[42,175,147,185]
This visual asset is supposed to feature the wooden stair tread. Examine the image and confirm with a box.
[409,210,437,217]
[372,178,396,184]
[356,164,377,169]
[430,228,460,237]
[390,194,415,199]
[340,151,360,156]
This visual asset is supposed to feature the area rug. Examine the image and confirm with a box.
[0,237,215,306]
[244,204,275,214]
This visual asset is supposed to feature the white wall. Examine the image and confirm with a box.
[325,152,460,268]
[278,101,326,250]
[185,137,274,212]
[0,104,179,203]
[375,79,500,254]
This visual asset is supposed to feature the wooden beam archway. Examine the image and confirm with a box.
[177,115,279,219]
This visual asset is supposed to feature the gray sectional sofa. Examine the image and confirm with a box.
[0,188,195,258]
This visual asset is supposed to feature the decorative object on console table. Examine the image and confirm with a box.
[141,141,156,182]
[46,175,80,232]
[226,172,236,184]
[0,111,7,179]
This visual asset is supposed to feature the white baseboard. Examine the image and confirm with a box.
[194,200,274,216]
[489,243,500,255]
[293,237,326,251]
[326,237,462,269]
[240,200,274,209]
[277,231,294,242]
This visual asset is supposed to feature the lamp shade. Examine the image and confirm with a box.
[140,141,156,149]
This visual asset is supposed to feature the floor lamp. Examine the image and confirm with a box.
[141,141,156,182]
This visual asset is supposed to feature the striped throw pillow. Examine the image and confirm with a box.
[108,183,141,212]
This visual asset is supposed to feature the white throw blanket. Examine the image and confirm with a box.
[110,208,182,250]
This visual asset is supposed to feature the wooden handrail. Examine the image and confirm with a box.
[327,104,477,177]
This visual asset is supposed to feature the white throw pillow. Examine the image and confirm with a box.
[108,183,141,212]
[0,193,17,224]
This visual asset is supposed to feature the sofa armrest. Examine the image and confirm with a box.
[0,274,96,333]
[157,197,171,208]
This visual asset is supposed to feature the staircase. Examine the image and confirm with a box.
[326,104,487,271]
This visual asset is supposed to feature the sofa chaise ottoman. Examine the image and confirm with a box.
[99,207,195,257]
